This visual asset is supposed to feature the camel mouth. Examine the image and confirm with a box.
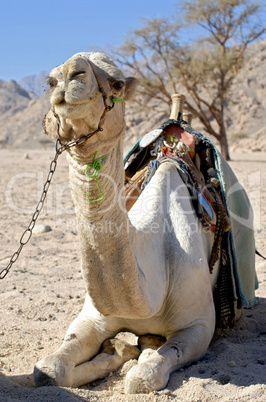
[53,100,95,122]
[55,99,91,109]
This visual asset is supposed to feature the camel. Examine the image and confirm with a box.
[34,52,256,394]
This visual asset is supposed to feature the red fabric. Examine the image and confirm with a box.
[164,125,196,149]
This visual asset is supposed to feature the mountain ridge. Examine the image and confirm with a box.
[19,71,49,97]
[0,40,265,151]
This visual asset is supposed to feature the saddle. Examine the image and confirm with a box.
[124,119,231,238]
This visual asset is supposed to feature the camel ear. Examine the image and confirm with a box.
[124,77,138,100]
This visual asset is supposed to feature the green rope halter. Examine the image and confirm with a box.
[111,97,124,103]
[84,151,108,203]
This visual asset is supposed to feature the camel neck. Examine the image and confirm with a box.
[67,136,163,319]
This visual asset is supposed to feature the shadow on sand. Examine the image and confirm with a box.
[0,372,87,402]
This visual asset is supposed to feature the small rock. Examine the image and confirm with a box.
[36,317,47,321]
[33,225,52,234]
[227,360,237,367]
[257,359,265,365]
[198,368,206,374]
[24,153,30,160]
[219,374,231,385]
[160,389,172,395]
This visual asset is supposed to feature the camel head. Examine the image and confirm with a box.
[43,52,137,148]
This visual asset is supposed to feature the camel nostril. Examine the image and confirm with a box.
[52,90,65,105]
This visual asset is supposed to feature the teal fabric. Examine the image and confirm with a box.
[124,137,143,166]
[214,150,258,307]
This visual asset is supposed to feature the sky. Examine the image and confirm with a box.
[0,0,180,82]
[1,0,265,82]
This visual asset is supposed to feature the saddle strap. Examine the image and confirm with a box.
[125,167,148,212]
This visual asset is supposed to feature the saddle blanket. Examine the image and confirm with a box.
[124,121,258,326]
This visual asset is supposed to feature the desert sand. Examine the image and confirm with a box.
[0,148,265,401]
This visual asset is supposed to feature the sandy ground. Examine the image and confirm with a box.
[0,148,265,401]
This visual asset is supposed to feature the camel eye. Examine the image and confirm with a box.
[47,77,57,90]
[113,80,124,90]
[70,71,86,80]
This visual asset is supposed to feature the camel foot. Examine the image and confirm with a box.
[124,334,167,394]
[125,358,169,394]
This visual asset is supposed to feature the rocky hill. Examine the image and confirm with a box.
[0,82,50,148]
[19,71,49,97]
[227,40,266,152]
[0,80,34,119]
[0,40,265,152]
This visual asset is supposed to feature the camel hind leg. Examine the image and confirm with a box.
[125,322,214,394]
[34,331,140,388]
[137,334,166,363]
[67,338,140,388]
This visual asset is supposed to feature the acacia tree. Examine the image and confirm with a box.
[113,0,265,159]
[113,18,180,112]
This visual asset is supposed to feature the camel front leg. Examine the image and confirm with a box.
[34,310,121,387]
[125,322,214,394]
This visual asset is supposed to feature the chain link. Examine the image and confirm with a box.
[0,112,107,279]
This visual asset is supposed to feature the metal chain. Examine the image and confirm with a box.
[0,105,110,280]
[0,145,60,279]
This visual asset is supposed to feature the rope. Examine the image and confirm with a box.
[84,151,108,203]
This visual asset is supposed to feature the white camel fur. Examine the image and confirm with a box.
[34,52,224,394]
